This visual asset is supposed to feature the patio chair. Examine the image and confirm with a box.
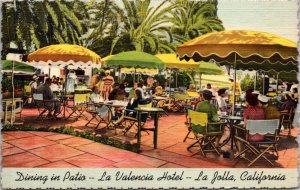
[65,93,90,121]
[186,110,225,157]
[156,99,168,116]
[1,98,23,124]
[121,102,152,136]
[33,93,58,121]
[23,85,32,106]
[280,106,295,135]
[166,93,189,112]
[85,103,113,129]
[234,119,280,167]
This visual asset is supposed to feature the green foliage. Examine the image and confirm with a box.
[166,0,224,42]
[171,72,192,88]
[2,124,35,131]
[1,1,85,59]
[2,0,225,61]
[240,73,263,92]
[2,125,138,153]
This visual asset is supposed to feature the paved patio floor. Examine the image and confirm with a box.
[2,107,298,168]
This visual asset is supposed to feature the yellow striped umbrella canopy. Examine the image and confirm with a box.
[195,74,231,89]
[28,44,101,67]
[102,55,158,75]
[177,30,298,72]
[155,53,199,69]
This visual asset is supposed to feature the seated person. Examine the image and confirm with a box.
[291,87,298,102]
[217,88,227,112]
[112,88,148,126]
[195,90,222,147]
[279,93,296,112]
[187,84,196,92]
[108,83,120,100]
[195,90,220,124]
[36,78,61,118]
[90,87,102,103]
[119,83,129,98]
[243,92,265,141]
[154,86,163,96]
[129,83,138,99]
[258,95,281,120]
[115,83,127,100]
[50,81,59,92]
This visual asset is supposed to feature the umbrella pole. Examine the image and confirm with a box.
[199,73,202,90]
[276,72,279,94]
[232,53,237,116]
[119,65,121,83]
[64,66,68,95]
[263,73,265,95]
[254,71,257,90]
[175,71,178,89]
[134,68,136,84]
[11,60,15,124]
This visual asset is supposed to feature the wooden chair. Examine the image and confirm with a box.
[23,85,32,105]
[65,93,90,121]
[33,93,58,121]
[1,98,23,124]
[234,119,280,167]
[186,110,225,157]
[121,102,152,136]
[280,106,295,135]
[85,103,112,129]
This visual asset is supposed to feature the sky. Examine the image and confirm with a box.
[146,0,298,42]
[217,0,298,42]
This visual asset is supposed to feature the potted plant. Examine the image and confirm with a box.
[1,77,12,93]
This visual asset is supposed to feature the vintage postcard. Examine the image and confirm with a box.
[1,0,299,189]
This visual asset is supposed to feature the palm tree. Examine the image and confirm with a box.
[1,0,85,58]
[109,0,176,54]
[167,0,224,43]
[83,0,126,56]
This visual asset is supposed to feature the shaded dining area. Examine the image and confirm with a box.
[2,30,299,169]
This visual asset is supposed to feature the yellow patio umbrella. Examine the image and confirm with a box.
[177,30,297,70]
[197,74,231,89]
[177,30,298,114]
[155,53,200,70]
[28,44,101,65]
[28,44,101,94]
[156,53,224,88]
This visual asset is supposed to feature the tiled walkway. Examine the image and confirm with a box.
[2,107,298,168]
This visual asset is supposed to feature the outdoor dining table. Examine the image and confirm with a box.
[134,107,164,151]
[219,115,244,150]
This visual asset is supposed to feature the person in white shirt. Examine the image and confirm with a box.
[50,82,59,92]
[204,83,215,96]
[90,87,103,103]
[217,88,227,112]
[29,75,39,93]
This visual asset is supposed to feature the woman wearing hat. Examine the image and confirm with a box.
[29,75,39,94]
[66,70,77,93]
[102,70,114,100]
[217,88,227,112]
[258,94,281,120]
[243,93,265,141]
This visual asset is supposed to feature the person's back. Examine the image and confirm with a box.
[195,90,219,122]
[280,94,295,111]
[36,83,54,100]
[195,100,219,122]
[243,93,265,141]
[264,104,281,120]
